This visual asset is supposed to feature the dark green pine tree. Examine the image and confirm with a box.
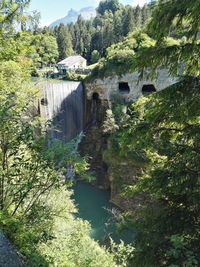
[76,37,84,55]
[141,4,151,26]
[113,9,123,43]
[100,11,115,55]
[122,6,135,36]
[134,5,142,28]
[90,30,103,56]
[84,20,94,60]
[56,23,73,60]
[68,23,76,49]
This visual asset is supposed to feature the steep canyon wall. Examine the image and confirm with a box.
[80,71,178,210]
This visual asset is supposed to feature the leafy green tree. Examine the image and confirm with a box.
[90,29,103,56]
[77,37,84,55]
[0,61,78,213]
[102,109,119,134]
[31,33,59,66]
[0,0,31,33]
[119,79,200,267]
[133,0,200,77]
[113,9,124,43]
[52,1,151,62]
[91,50,100,64]
[112,0,200,266]
[148,0,200,41]
[141,4,151,26]
[89,31,155,79]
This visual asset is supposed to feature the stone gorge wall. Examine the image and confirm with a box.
[86,70,178,103]
[80,71,178,210]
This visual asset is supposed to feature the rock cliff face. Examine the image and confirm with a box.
[79,95,146,209]
[103,144,147,210]
[79,97,110,189]
[80,71,177,210]
[49,7,96,27]
[86,70,178,103]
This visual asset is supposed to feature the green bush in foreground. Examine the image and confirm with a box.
[0,61,130,266]
[1,188,121,267]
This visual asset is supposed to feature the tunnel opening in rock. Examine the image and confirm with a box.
[142,84,156,96]
[119,82,130,94]
[92,92,99,100]
[41,98,48,106]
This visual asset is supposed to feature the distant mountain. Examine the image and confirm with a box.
[49,7,96,27]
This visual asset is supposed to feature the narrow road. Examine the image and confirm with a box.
[0,233,23,267]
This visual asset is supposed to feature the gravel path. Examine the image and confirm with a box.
[0,233,24,267]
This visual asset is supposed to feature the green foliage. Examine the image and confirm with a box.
[0,61,82,214]
[0,1,58,68]
[108,1,200,266]
[91,50,100,64]
[30,33,59,66]
[0,0,31,33]
[117,79,200,266]
[56,23,73,60]
[111,103,130,126]
[132,0,200,78]
[0,60,121,266]
[148,0,200,41]
[40,198,118,267]
[102,109,119,134]
[1,188,119,267]
[97,0,121,15]
[166,235,199,267]
[109,238,134,267]
[52,2,151,63]
[88,31,155,79]
[65,71,86,81]
[0,31,58,67]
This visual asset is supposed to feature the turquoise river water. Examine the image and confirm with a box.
[72,181,134,244]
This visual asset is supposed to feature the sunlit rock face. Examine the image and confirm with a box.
[85,70,178,103]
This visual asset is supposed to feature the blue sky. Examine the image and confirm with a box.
[29,0,149,26]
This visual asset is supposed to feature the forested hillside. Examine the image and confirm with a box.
[51,0,152,62]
